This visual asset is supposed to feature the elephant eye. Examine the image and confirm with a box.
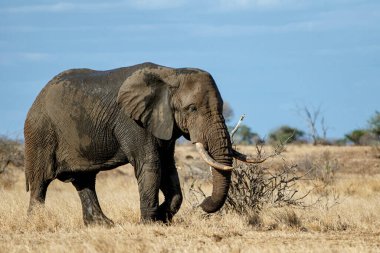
[187,104,197,113]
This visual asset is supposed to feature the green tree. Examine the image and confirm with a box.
[345,112,380,146]
[345,129,367,145]
[368,111,380,137]
[268,125,305,144]
[232,124,262,145]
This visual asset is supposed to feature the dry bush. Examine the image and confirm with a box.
[297,150,340,185]
[0,137,24,190]
[224,161,308,215]
[0,136,24,173]
[0,166,19,190]
[223,142,309,217]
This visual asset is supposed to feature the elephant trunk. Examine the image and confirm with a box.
[200,168,232,213]
[197,116,233,213]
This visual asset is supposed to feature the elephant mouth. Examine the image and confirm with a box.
[194,142,263,170]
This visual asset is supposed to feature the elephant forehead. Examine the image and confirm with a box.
[182,72,218,92]
[180,76,222,104]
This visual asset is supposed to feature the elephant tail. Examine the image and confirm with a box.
[25,171,30,192]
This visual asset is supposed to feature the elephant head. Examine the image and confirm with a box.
[117,63,253,213]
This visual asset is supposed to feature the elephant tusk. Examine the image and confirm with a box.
[195,143,234,171]
[232,149,266,164]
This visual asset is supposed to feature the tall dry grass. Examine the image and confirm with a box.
[0,145,380,253]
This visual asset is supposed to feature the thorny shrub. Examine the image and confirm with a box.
[224,162,306,215]
[224,145,309,215]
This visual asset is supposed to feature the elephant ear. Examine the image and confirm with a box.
[117,70,174,140]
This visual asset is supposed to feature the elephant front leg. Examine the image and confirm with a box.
[135,164,161,222]
[157,166,183,223]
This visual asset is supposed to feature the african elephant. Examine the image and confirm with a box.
[24,62,253,225]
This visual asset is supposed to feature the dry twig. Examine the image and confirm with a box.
[231,114,246,144]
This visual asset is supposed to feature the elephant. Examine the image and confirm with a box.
[24,62,254,225]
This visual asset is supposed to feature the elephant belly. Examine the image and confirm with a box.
[55,135,124,169]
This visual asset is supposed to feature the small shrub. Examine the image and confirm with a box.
[298,151,339,185]
[273,208,302,229]
[247,212,263,227]
[224,161,308,215]
[0,168,18,189]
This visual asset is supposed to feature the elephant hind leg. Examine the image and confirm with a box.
[25,123,56,214]
[28,179,52,214]
[71,172,114,227]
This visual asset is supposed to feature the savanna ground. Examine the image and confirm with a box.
[1,144,380,253]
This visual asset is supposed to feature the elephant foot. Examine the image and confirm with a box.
[156,204,174,224]
[84,214,114,227]
[139,207,168,224]
[156,195,182,224]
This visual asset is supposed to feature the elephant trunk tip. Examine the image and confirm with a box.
[200,195,228,213]
[199,167,232,214]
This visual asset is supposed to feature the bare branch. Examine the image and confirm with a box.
[321,117,329,140]
[231,114,246,143]
[233,140,286,165]
[297,105,330,145]
[304,106,320,145]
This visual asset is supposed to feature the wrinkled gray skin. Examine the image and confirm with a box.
[25,62,233,225]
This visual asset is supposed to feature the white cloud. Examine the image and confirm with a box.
[2,2,119,13]
[0,52,51,65]
[216,0,308,11]
[4,2,74,13]
[191,20,322,37]
[0,0,305,13]
[128,0,186,10]
[315,45,380,57]
[1,0,370,13]
[213,0,372,12]
[1,0,186,13]
[20,52,50,62]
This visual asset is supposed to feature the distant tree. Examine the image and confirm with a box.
[345,112,380,146]
[298,105,329,145]
[223,102,234,124]
[268,125,305,144]
[345,129,367,145]
[368,111,380,137]
[231,124,263,145]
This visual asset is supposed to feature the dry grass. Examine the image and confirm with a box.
[1,145,380,253]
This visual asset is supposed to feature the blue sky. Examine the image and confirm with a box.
[0,0,379,140]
